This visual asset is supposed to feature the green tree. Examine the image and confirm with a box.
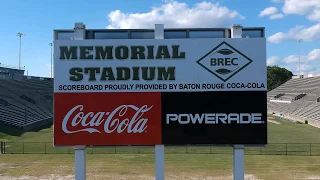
[267,66,293,91]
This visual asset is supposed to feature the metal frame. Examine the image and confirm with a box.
[54,26,265,40]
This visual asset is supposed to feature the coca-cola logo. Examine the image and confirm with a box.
[62,104,153,134]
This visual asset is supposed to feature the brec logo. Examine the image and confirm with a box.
[196,41,253,82]
[166,113,264,124]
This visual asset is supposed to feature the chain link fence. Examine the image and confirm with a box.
[1,142,320,156]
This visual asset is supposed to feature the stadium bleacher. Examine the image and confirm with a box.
[0,78,53,130]
[268,75,320,128]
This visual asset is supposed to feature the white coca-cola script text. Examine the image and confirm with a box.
[61,105,153,134]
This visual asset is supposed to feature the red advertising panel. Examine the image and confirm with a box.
[53,92,162,146]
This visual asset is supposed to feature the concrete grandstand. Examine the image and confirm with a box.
[268,74,320,128]
[0,64,53,131]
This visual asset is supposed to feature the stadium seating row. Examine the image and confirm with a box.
[0,78,53,130]
[268,76,320,127]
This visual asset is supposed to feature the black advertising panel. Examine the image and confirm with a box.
[161,91,267,145]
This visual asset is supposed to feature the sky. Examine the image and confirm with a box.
[0,0,319,77]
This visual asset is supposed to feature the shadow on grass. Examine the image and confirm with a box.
[0,121,53,137]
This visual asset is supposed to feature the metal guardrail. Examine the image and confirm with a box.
[0,63,25,70]
[1,142,319,156]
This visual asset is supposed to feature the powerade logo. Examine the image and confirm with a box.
[196,41,253,82]
[166,113,264,125]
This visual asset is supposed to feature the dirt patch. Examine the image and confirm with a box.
[303,176,320,180]
[204,174,259,180]
[0,175,74,180]
[268,119,281,124]
[0,174,259,180]
[0,163,7,171]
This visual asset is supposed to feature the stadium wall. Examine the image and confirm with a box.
[0,63,53,81]
[23,117,53,131]
[268,110,320,128]
[292,74,320,79]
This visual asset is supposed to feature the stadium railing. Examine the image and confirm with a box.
[1,142,319,156]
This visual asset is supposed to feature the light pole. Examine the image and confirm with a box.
[17,32,25,70]
[49,42,53,78]
[297,39,303,77]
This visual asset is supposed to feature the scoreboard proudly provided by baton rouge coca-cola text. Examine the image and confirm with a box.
[53,38,267,146]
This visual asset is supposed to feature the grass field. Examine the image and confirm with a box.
[0,115,320,179]
[1,154,320,180]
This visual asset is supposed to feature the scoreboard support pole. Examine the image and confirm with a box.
[233,145,245,180]
[75,146,86,180]
[154,23,165,180]
[231,25,245,180]
[73,22,87,180]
